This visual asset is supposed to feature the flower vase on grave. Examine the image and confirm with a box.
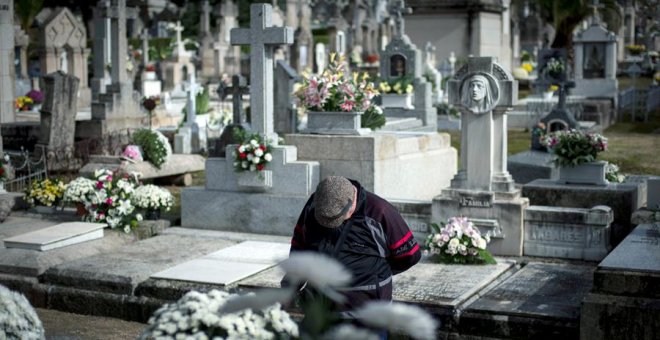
[543,91,555,100]
[306,111,369,135]
[34,205,57,214]
[558,161,608,186]
[145,208,161,221]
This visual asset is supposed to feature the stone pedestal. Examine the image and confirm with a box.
[285,132,457,201]
[522,179,644,247]
[558,161,608,186]
[580,223,660,339]
[181,145,319,235]
[433,189,528,256]
[304,111,371,135]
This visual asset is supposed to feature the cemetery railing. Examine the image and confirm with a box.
[4,147,48,193]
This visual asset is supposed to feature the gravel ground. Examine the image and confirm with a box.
[36,308,147,340]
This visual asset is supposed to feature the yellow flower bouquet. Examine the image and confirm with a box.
[25,178,66,207]
[378,76,414,95]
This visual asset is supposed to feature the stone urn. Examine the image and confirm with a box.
[557,161,608,186]
[381,93,414,109]
[305,111,371,135]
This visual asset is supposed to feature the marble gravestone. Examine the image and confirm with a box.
[378,0,436,132]
[572,2,618,107]
[38,71,79,158]
[0,0,14,125]
[434,57,529,256]
[181,4,320,235]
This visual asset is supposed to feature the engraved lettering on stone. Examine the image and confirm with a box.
[458,194,493,208]
[529,223,584,243]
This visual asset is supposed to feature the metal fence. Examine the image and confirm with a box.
[4,147,48,193]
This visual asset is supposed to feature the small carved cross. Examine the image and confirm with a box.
[389,0,412,37]
[222,75,250,125]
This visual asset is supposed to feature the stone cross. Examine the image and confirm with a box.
[389,0,412,38]
[201,1,212,35]
[588,0,604,24]
[173,21,185,56]
[448,57,517,192]
[425,42,436,66]
[222,75,249,125]
[141,28,149,65]
[230,4,293,144]
[186,72,199,124]
[107,0,128,87]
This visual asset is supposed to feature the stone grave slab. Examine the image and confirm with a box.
[237,266,286,289]
[150,241,290,285]
[3,222,106,251]
[80,154,205,181]
[461,263,594,339]
[598,223,660,273]
[393,261,515,307]
[41,234,236,294]
[0,217,133,277]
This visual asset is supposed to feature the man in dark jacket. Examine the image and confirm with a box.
[288,176,421,311]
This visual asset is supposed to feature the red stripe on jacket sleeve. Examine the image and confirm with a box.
[392,244,419,259]
[389,231,412,249]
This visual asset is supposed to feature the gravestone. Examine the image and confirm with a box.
[175,73,204,154]
[161,21,195,92]
[198,0,216,80]
[90,0,111,101]
[290,0,313,72]
[3,222,106,251]
[181,4,320,235]
[433,57,529,256]
[84,0,143,139]
[0,0,14,125]
[212,74,250,157]
[524,205,613,261]
[378,0,436,131]
[326,2,349,56]
[573,1,619,107]
[581,223,660,339]
[38,71,79,158]
[274,61,299,135]
[34,8,91,108]
[213,0,241,77]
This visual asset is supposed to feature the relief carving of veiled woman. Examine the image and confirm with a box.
[460,73,499,114]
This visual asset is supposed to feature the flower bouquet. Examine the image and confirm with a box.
[543,57,565,79]
[131,129,171,169]
[294,53,379,113]
[540,129,608,167]
[626,44,646,56]
[605,163,625,183]
[25,178,66,207]
[122,145,143,162]
[424,217,496,264]
[379,76,414,95]
[63,177,96,204]
[82,169,143,232]
[232,129,273,173]
[14,96,33,111]
[132,184,174,219]
[140,290,300,339]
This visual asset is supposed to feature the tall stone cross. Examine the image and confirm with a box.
[186,72,199,124]
[173,21,185,56]
[230,4,293,144]
[389,0,412,38]
[448,57,517,192]
[222,75,250,125]
[201,1,212,35]
[588,0,604,24]
[107,0,128,87]
[141,28,149,65]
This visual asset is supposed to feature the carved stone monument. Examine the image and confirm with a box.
[181,4,320,235]
[34,7,90,108]
[433,57,529,256]
[290,0,313,72]
[0,0,14,125]
[378,0,436,131]
[38,71,79,159]
[198,0,216,80]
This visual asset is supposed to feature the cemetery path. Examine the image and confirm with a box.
[37,308,146,339]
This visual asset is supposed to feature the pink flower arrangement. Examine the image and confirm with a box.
[122,145,143,162]
[540,129,608,167]
[424,217,496,264]
[294,53,379,113]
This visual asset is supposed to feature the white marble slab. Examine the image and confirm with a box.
[3,222,107,251]
[150,241,290,285]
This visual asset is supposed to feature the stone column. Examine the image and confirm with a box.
[0,0,14,125]
[574,44,584,80]
[605,43,617,79]
[39,71,80,156]
[109,0,130,99]
[91,0,110,99]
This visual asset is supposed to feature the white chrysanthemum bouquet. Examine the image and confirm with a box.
[131,184,174,211]
[425,217,496,264]
[63,177,96,204]
[140,290,299,340]
[231,129,273,173]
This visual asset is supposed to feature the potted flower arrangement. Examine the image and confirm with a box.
[542,57,565,80]
[605,163,625,183]
[131,184,174,220]
[543,84,559,100]
[424,216,496,265]
[541,129,609,185]
[63,177,97,216]
[25,178,66,212]
[231,129,274,190]
[26,90,44,111]
[294,53,380,134]
[626,44,646,56]
[379,76,414,109]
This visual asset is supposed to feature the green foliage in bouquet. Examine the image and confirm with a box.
[131,129,169,169]
[540,129,608,167]
[361,105,386,131]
